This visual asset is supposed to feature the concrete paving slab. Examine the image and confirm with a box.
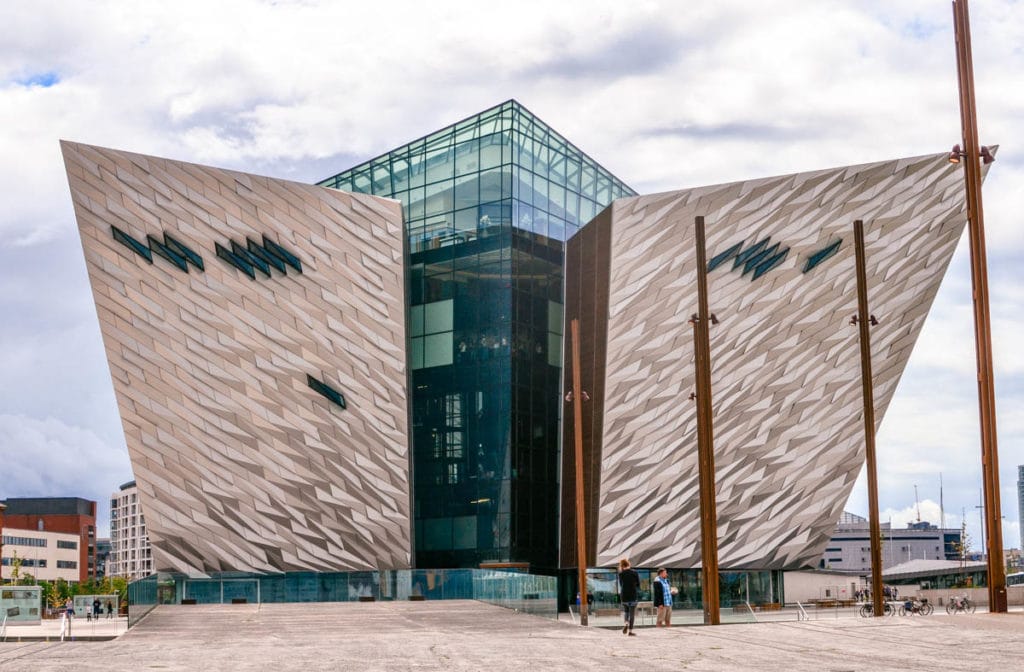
[0,601,1021,672]
[0,616,128,641]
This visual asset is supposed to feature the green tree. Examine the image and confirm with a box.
[950,519,973,588]
[9,550,22,585]
[44,581,64,611]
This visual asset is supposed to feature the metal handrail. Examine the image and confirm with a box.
[796,601,809,621]
[1,613,7,641]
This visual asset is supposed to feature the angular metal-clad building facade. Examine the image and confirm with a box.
[62,142,411,574]
[563,152,983,570]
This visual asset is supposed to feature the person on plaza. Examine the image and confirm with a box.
[618,558,640,636]
[65,597,75,618]
[86,599,93,621]
[652,568,673,627]
[106,599,114,618]
[93,597,101,620]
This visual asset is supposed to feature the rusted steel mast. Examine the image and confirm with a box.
[952,0,1006,613]
[852,220,885,617]
[569,318,590,625]
[692,215,721,625]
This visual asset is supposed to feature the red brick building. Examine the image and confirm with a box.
[2,498,97,583]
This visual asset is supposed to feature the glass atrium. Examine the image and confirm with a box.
[319,100,635,570]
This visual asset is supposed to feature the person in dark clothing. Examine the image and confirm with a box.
[618,557,640,636]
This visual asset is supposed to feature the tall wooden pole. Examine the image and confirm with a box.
[853,220,885,617]
[692,216,720,625]
[953,0,1006,613]
[570,318,589,625]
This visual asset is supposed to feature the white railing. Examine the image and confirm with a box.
[796,601,809,621]
[1,613,7,641]
[744,601,758,622]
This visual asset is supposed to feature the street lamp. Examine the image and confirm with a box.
[948,144,995,165]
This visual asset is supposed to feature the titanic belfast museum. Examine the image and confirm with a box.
[62,100,983,588]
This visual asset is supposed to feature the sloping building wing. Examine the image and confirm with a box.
[564,152,984,570]
[62,142,411,575]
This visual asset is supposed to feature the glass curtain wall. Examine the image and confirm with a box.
[319,100,634,570]
[130,569,558,621]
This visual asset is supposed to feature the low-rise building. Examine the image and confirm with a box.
[108,481,153,580]
[1,527,83,582]
[1,497,97,582]
[882,558,988,590]
[819,512,962,572]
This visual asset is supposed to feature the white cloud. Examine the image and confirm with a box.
[0,414,132,536]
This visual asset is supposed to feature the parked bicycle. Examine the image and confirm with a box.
[898,598,933,616]
[946,595,975,614]
[858,601,895,617]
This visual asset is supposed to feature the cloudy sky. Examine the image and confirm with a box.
[1,0,1021,550]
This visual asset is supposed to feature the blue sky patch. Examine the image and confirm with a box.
[17,71,60,88]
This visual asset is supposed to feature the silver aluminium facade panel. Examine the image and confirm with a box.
[62,142,411,575]
[577,152,983,570]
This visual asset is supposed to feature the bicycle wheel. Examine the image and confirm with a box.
[922,603,933,615]
[967,599,976,614]
[898,605,907,616]
[859,603,871,618]
[946,601,955,614]
[885,602,895,616]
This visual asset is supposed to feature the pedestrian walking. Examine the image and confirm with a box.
[618,558,640,636]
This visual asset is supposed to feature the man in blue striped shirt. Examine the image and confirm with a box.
[653,568,673,626]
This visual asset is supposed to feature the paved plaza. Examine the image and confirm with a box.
[1,601,1022,671]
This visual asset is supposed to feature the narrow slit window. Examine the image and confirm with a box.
[308,374,347,409]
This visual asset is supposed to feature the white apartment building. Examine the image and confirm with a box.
[109,481,153,580]
[1,527,82,582]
